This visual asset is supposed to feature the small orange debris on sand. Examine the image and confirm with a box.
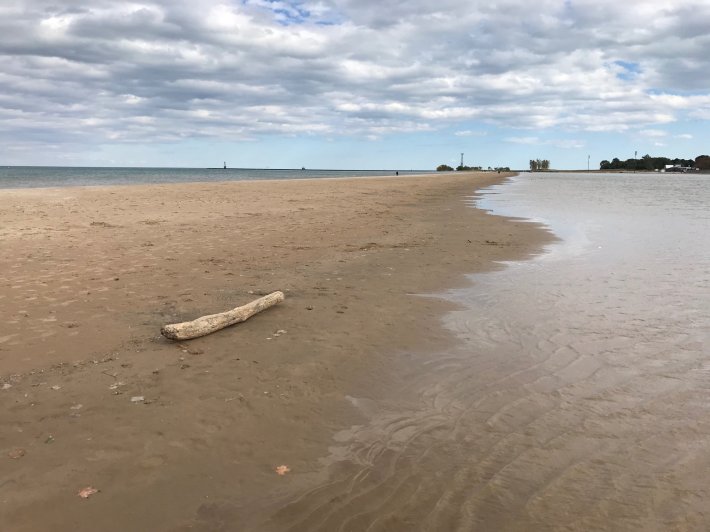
[274,465,290,476]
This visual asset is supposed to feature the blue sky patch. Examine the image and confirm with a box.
[614,60,641,80]
[270,0,310,25]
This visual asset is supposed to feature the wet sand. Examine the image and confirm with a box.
[0,172,551,530]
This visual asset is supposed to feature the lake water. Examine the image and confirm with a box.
[0,166,427,189]
[268,172,710,531]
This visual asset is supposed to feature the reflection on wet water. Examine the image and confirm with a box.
[266,173,710,531]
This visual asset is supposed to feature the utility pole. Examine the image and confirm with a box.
[588,154,590,172]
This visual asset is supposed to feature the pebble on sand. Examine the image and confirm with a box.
[78,487,99,499]
[8,448,26,459]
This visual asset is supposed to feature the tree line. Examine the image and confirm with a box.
[436,164,511,172]
[600,154,710,171]
[529,159,550,171]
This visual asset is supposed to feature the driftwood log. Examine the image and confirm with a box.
[161,291,285,341]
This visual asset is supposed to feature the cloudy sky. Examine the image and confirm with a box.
[1,0,709,169]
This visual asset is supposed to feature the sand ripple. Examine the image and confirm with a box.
[262,173,710,531]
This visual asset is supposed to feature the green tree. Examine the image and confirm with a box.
[530,159,550,171]
[437,164,454,171]
[640,154,654,171]
[694,155,710,170]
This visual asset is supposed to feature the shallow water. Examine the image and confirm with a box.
[0,166,426,189]
[267,172,710,531]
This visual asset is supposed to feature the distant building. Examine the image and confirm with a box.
[662,164,697,173]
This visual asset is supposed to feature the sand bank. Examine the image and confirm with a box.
[0,172,551,530]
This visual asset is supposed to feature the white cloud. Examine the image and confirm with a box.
[505,137,540,145]
[0,0,709,156]
[454,130,487,137]
[553,139,586,149]
[505,136,585,149]
[639,129,667,137]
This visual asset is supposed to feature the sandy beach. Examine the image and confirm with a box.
[0,172,551,530]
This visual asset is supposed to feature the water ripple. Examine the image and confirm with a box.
[263,173,710,531]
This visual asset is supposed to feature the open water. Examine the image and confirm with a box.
[0,166,428,189]
[269,172,710,531]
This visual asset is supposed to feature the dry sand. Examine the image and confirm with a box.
[0,172,551,531]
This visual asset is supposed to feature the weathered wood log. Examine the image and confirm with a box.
[161,291,285,341]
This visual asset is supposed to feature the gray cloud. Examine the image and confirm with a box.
[0,0,709,157]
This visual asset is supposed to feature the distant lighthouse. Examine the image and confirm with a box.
[223,161,226,169]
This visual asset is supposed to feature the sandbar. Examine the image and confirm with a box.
[0,172,551,530]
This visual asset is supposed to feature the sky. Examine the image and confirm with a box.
[1,0,709,170]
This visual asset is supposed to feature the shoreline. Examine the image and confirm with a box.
[0,169,438,191]
[0,171,444,192]
[1,172,553,530]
